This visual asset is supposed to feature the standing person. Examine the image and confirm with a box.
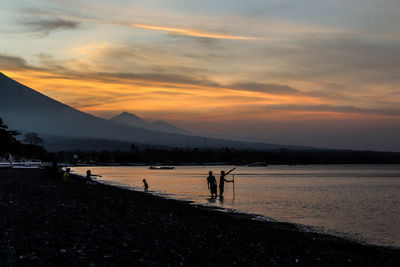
[219,167,235,199]
[143,179,149,192]
[47,161,60,180]
[207,171,218,198]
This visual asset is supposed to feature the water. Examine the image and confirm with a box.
[72,165,400,248]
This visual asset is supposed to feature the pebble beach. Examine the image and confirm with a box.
[1,168,399,266]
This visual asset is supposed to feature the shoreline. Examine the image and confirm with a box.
[94,178,388,250]
[1,168,400,266]
[72,164,400,249]
[110,181,400,251]
[56,175,400,257]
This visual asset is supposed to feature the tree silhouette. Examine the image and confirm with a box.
[130,144,137,152]
[0,118,20,154]
[23,132,44,146]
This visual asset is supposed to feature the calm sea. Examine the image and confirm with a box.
[72,165,400,248]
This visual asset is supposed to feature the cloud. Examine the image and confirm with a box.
[94,71,220,87]
[19,5,101,23]
[0,50,219,90]
[270,35,400,84]
[64,42,225,88]
[2,44,398,121]
[259,104,400,117]
[229,82,301,95]
[20,18,80,35]
[126,23,258,40]
[0,54,35,70]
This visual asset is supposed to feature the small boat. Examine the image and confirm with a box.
[0,154,13,169]
[12,159,43,169]
[148,166,175,170]
[0,161,13,169]
[248,162,268,167]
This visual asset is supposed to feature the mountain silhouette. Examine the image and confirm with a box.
[0,72,305,151]
[111,112,148,128]
[110,112,189,135]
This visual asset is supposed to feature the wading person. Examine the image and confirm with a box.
[143,179,149,192]
[219,168,235,199]
[207,171,218,198]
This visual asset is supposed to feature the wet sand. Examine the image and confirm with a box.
[1,168,399,266]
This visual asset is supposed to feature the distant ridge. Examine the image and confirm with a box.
[0,72,308,151]
[110,112,189,135]
[111,112,148,128]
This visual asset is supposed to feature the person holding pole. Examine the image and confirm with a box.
[219,167,235,199]
[232,173,235,199]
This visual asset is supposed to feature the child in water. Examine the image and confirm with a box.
[143,179,149,192]
[85,170,101,185]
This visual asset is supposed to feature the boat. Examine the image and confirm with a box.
[0,161,13,169]
[0,154,13,169]
[148,166,175,170]
[247,162,268,167]
[12,159,43,169]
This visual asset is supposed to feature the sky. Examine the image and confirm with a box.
[1,0,400,151]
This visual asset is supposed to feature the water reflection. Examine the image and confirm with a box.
[207,198,217,204]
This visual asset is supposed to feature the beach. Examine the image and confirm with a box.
[1,168,399,266]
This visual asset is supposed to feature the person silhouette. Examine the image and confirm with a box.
[207,171,218,198]
[48,161,60,179]
[85,170,101,184]
[143,179,149,192]
[219,168,235,199]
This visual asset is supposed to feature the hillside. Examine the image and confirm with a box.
[110,112,189,135]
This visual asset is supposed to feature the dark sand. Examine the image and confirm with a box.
[1,168,399,266]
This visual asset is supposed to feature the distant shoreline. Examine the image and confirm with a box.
[52,148,400,166]
[1,168,399,266]
[65,162,400,168]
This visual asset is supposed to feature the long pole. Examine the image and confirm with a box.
[233,174,235,199]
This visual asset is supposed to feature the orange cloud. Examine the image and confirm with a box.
[4,69,398,125]
[126,23,258,40]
